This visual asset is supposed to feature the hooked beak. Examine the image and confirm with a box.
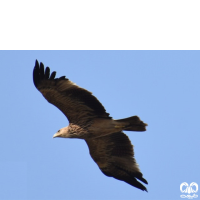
[53,132,61,138]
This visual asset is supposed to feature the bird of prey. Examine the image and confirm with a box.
[33,60,148,192]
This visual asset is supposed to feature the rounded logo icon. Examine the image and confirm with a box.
[180,182,198,199]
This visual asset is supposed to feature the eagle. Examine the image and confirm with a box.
[33,60,148,192]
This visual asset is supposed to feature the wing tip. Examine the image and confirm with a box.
[131,178,148,192]
[102,168,148,192]
[33,59,40,88]
[135,172,148,184]
[33,60,70,90]
[33,60,58,88]
[143,187,148,192]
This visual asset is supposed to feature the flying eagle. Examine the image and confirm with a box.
[33,60,148,192]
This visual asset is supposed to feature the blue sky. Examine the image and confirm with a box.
[0,51,200,200]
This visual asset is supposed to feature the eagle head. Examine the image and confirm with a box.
[53,126,76,138]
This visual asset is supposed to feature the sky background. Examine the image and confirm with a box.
[0,51,199,200]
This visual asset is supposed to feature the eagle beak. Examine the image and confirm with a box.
[53,133,60,138]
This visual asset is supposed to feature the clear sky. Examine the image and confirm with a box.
[1,51,199,200]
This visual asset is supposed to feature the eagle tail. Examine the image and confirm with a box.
[115,116,147,131]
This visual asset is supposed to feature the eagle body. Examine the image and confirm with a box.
[33,60,148,192]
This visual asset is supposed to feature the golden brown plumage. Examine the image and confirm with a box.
[33,60,148,191]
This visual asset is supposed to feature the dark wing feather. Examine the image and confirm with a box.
[85,132,148,191]
[33,60,110,123]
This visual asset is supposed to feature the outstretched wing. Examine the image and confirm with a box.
[33,60,110,123]
[85,132,148,191]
